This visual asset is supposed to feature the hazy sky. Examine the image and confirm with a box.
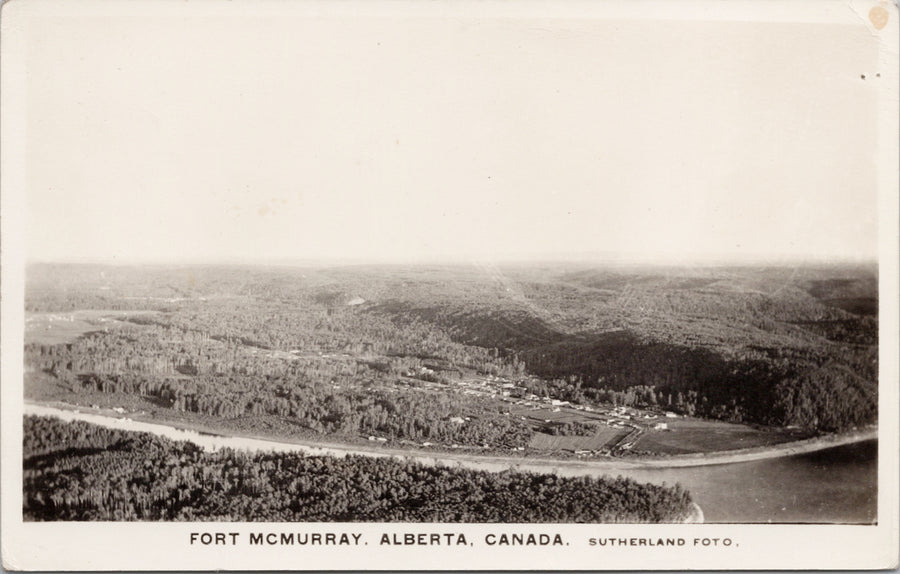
[18,2,882,264]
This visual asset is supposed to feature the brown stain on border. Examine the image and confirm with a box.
[869,5,889,30]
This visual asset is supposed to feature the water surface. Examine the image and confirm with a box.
[609,440,877,523]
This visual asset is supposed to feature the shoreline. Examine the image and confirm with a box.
[23,400,877,473]
[685,503,705,524]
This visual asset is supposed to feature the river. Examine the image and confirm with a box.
[24,404,877,524]
[592,440,877,523]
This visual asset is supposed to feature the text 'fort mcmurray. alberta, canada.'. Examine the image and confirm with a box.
[189,532,567,547]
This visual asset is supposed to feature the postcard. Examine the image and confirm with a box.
[1,0,898,570]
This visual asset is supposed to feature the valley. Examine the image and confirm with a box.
[21,261,879,522]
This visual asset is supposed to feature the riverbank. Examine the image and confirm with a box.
[685,503,705,524]
[23,401,877,473]
[26,402,885,523]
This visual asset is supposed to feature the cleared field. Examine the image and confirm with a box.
[25,310,155,345]
[508,404,607,424]
[528,427,629,451]
[632,418,810,454]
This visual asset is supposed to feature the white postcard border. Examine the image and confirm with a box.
[2,0,898,570]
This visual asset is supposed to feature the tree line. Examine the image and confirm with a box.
[24,416,695,523]
[64,370,533,448]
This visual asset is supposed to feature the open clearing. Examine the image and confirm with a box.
[632,418,810,454]
[528,428,629,451]
[25,310,157,345]
[507,402,806,455]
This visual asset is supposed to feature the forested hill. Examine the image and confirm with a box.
[25,262,877,433]
[23,416,694,522]
[363,264,878,431]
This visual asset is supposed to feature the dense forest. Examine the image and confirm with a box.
[364,266,878,432]
[25,262,878,442]
[27,322,533,448]
[23,416,694,522]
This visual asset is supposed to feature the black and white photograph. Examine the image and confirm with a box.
[1,0,897,570]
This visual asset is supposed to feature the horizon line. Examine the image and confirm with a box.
[23,251,880,268]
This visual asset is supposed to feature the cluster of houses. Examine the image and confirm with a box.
[367,370,687,453]
[435,373,686,437]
